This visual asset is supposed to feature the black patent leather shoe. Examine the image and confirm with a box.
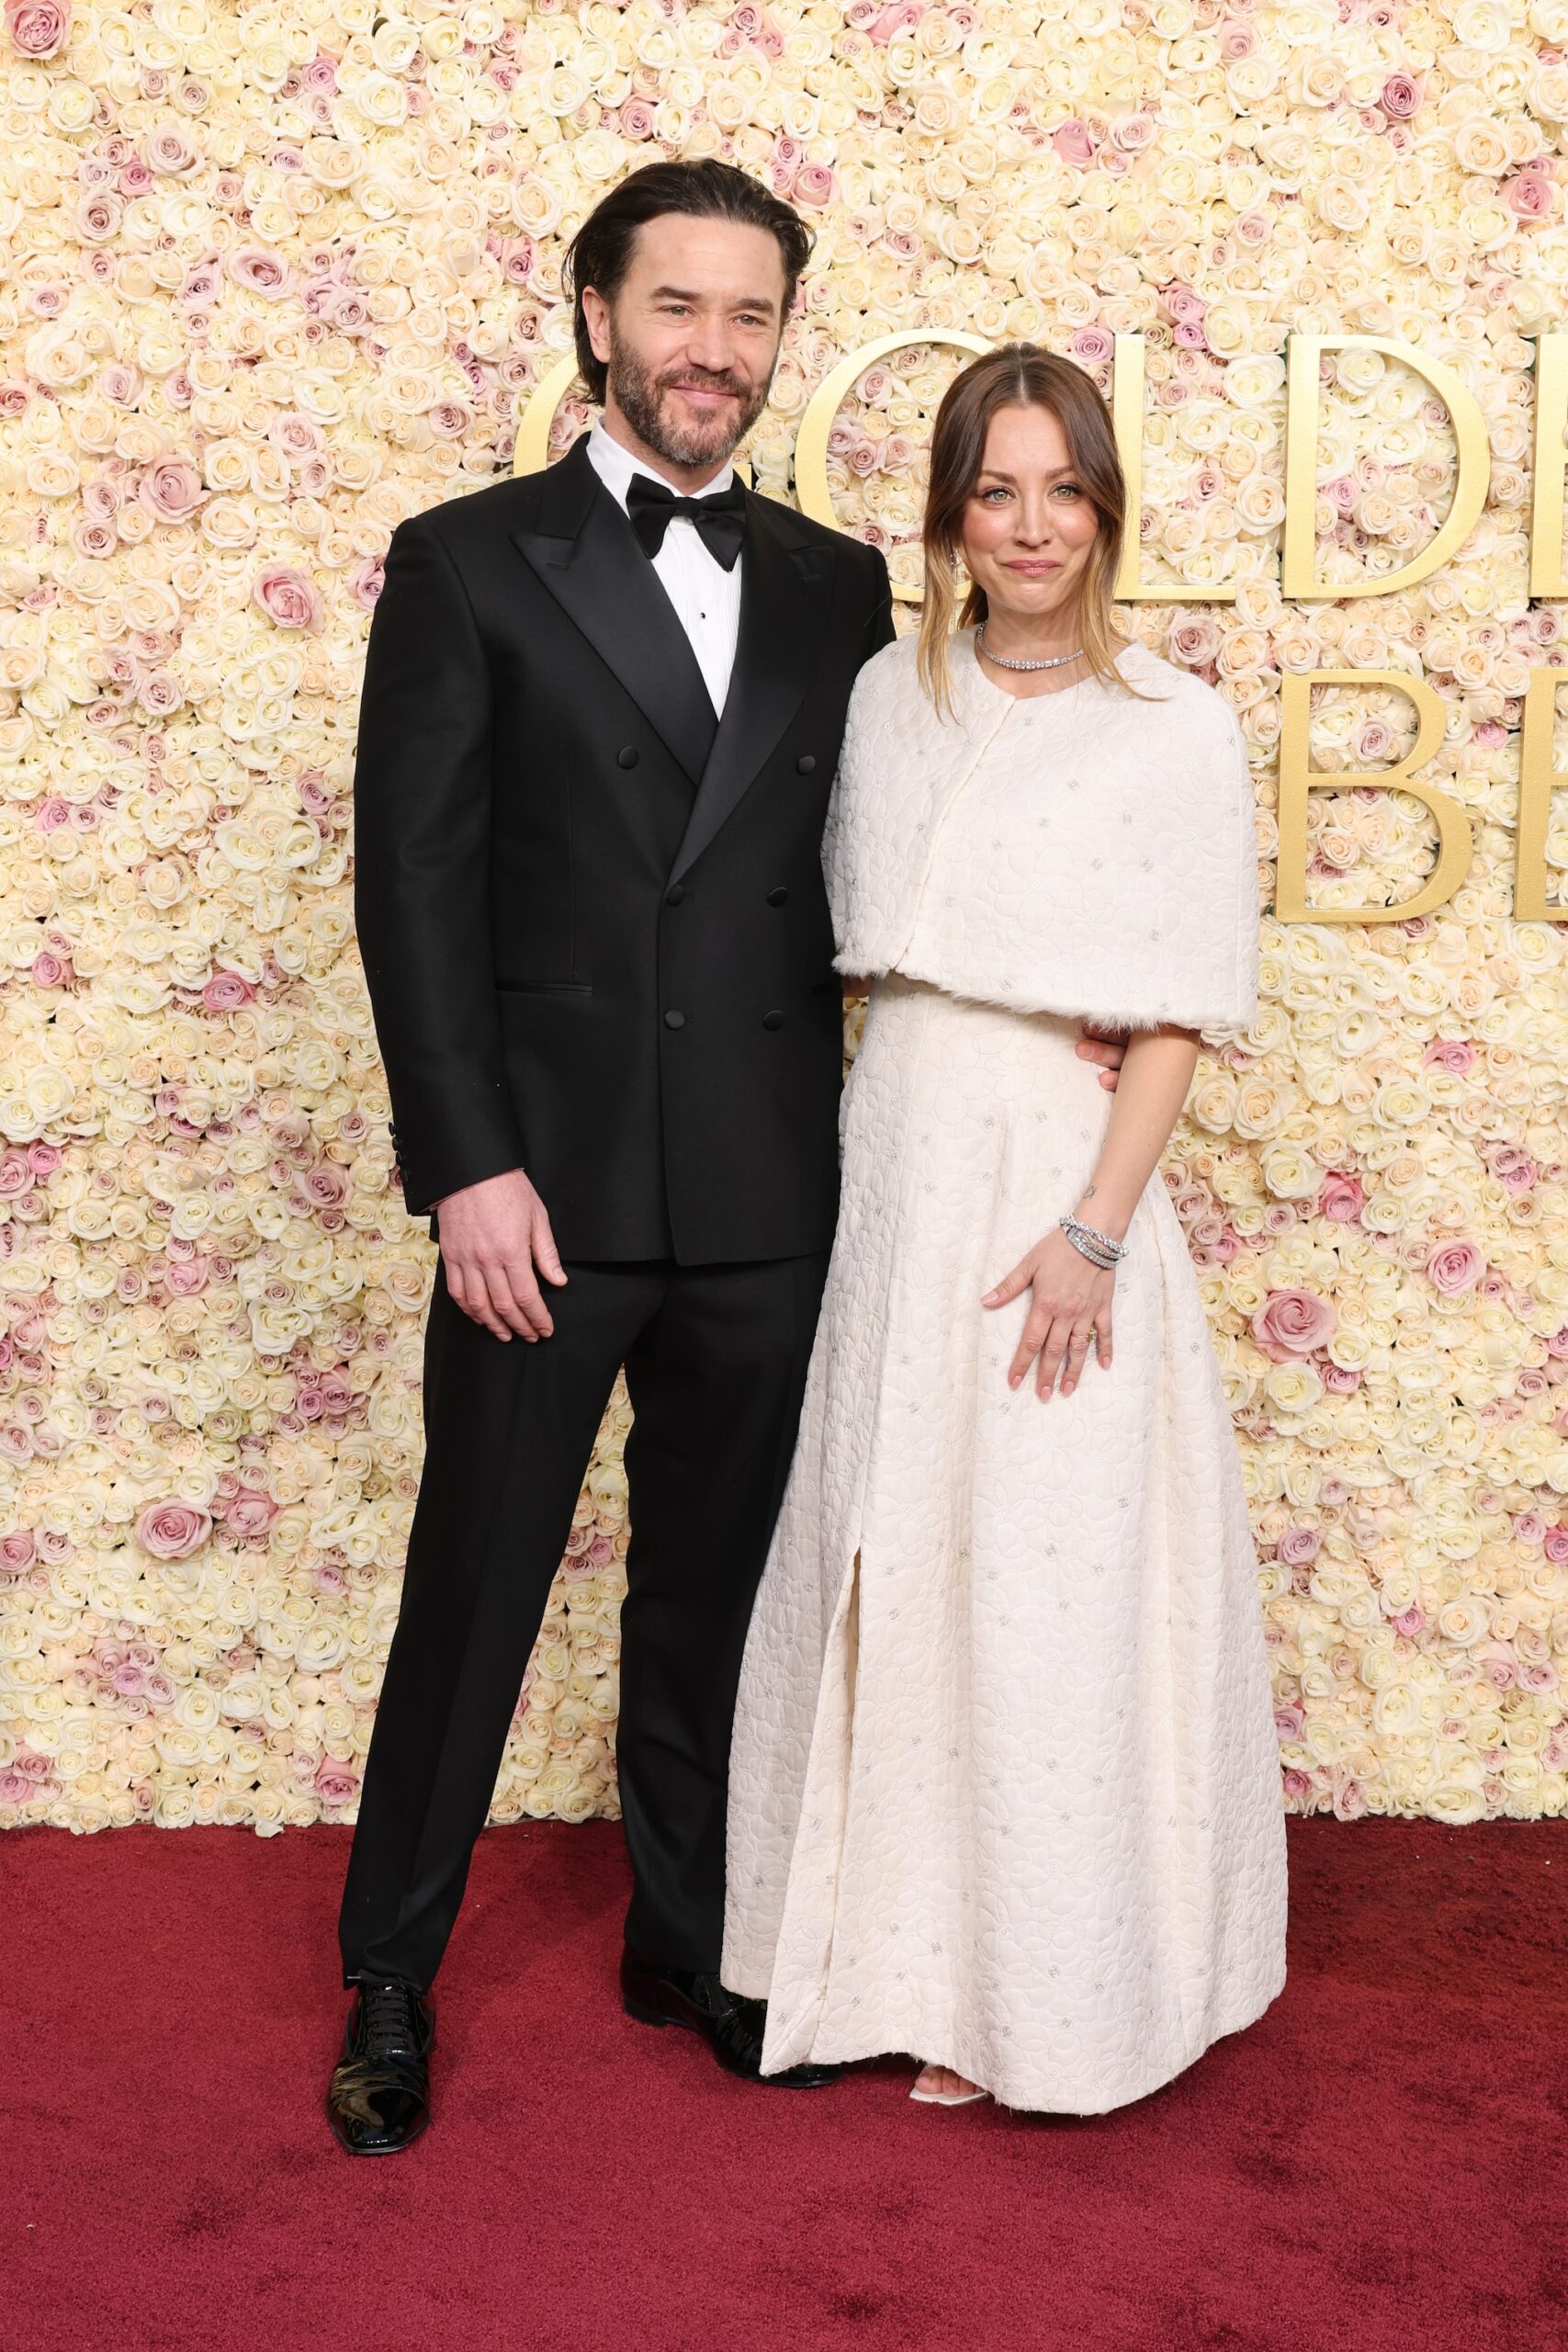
[326,1976,434,2154]
[620,1944,841,2088]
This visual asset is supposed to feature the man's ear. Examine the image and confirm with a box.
[581,286,612,367]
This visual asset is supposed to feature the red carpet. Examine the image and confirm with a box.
[6,1818,1564,2352]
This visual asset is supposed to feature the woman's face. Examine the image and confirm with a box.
[956,402,1100,633]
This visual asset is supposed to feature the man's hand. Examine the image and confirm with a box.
[1077,1022,1130,1091]
[431,1167,567,1341]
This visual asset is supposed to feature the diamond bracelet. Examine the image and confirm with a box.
[1058,1213,1128,1270]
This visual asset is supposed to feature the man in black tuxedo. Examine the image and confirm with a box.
[328,160,1124,2153]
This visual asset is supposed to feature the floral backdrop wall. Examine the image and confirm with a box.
[2,0,1567,1838]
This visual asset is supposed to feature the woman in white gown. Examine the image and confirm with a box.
[722,345,1287,2113]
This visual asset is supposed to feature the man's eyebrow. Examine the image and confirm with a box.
[648,284,781,311]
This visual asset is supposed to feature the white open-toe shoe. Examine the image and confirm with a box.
[909,2067,989,2107]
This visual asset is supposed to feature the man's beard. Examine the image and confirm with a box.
[607,335,771,470]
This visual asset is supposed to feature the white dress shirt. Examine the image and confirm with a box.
[585,420,743,717]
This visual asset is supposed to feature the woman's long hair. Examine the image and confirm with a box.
[917,344,1154,715]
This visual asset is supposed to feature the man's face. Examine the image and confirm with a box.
[582,213,787,473]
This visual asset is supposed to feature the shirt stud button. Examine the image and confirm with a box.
[617,746,639,769]
[666,885,685,908]
[766,887,788,908]
[795,753,816,774]
[663,1009,685,1030]
[762,1010,784,1031]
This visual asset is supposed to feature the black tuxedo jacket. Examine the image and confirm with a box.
[352,435,895,1261]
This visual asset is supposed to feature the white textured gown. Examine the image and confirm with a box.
[722,628,1288,2113]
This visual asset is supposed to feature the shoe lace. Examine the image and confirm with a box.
[358,1977,417,2053]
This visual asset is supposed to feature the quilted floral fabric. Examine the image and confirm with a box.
[824,628,1260,1042]
[723,651,1288,2112]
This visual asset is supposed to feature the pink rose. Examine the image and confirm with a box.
[1168,616,1220,668]
[135,1499,212,1560]
[794,162,835,206]
[139,457,203,523]
[1277,1526,1323,1566]
[1491,1146,1537,1194]
[1505,169,1553,220]
[303,1162,348,1209]
[163,1259,209,1296]
[5,0,68,58]
[1423,1038,1476,1075]
[253,565,322,630]
[30,951,70,988]
[1274,1702,1305,1741]
[1389,1607,1425,1638]
[1544,1526,1568,1566]
[1251,1288,1338,1361]
[1067,325,1114,366]
[223,1486,277,1538]
[1111,112,1156,153]
[226,245,293,299]
[348,557,384,610]
[868,0,922,38]
[1319,1171,1364,1221]
[1427,1241,1483,1296]
[1353,717,1397,763]
[180,258,222,308]
[74,191,121,243]
[0,1528,36,1571]
[202,968,255,1012]
[1380,73,1422,119]
[1053,119,1096,167]
[146,126,197,175]
[312,1758,359,1807]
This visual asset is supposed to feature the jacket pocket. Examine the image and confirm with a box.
[495,979,592,996]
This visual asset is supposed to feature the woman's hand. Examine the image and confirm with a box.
[983,1227,1115,1400]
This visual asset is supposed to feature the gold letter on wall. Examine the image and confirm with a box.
[513,352,582,476]
[794,330,991,602]
[1282,337,1490,600]
[1517,668,1568,921]
[1277,670,1470,922]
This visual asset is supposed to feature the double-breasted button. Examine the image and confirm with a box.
[795,753,816,774]
[663,1009,685,1030]
[762,1010,784,1031]
[766,886,789,908]
[666,884,686,907]
[617,746,639,769]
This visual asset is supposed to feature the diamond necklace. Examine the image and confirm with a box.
[976,622,1084,673]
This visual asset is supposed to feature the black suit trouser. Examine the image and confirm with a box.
[337,1247,830,1993]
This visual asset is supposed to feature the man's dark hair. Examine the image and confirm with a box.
[561,161,813,403]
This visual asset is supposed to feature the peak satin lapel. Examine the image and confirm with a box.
[670,503,830,886]
[509,447,718,786]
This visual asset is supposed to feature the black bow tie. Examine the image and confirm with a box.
[626,472,747,570]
